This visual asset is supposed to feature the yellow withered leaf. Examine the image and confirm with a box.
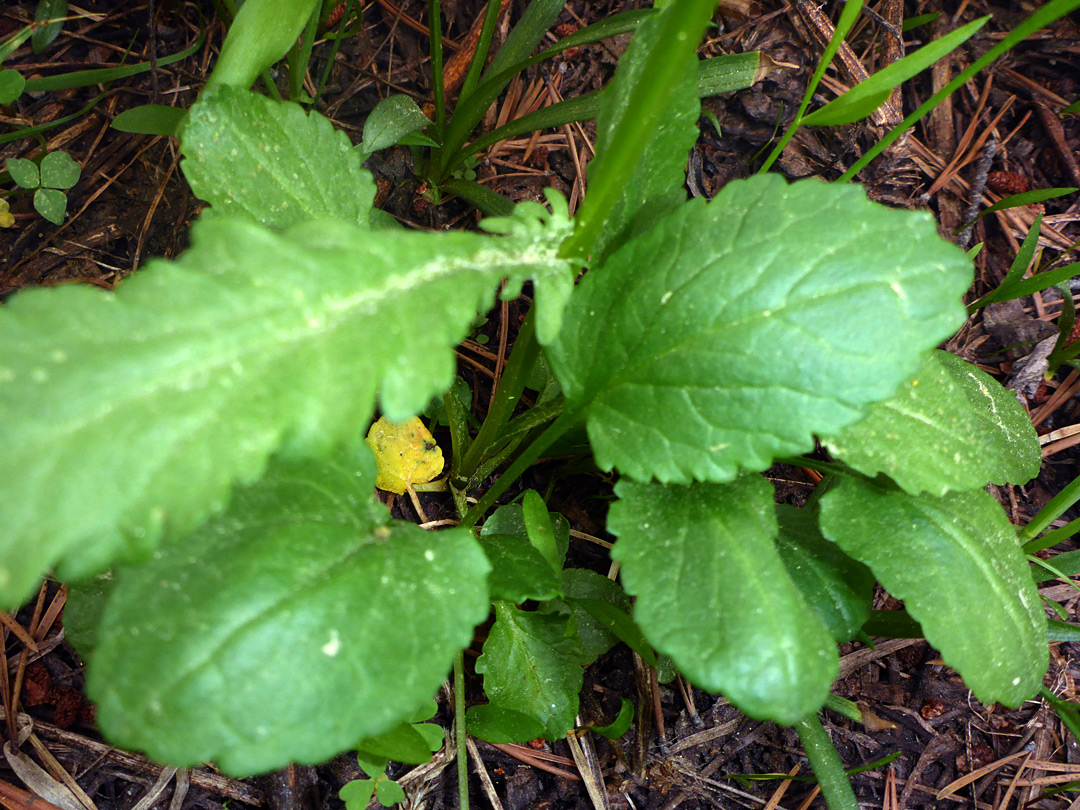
[364,416,444,495]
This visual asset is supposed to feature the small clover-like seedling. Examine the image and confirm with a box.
[5,151,81,224]
[0,199,14,228]
[340,702,444,809]
[340,768,406,810]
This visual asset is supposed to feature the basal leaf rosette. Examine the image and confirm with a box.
[82,449,490,775]
[547,175,973,484]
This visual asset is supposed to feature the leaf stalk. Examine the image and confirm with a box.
[793,714,859,810]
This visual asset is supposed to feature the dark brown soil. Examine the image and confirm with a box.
[3,1,1080,809]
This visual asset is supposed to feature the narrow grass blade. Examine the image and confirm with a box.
[450,53,762,170]
[442,9,651,164]
[0,25,33,61]
[802,16,988,127]
[459,0,504,100]
[1020,470,1080,542]
[24,35,204,93]
[966,213,1041,311]
[968,260,1080,313]
[1022,516,1080,554]
[564,0,717,260]
[974,187,1078,222]
[483,0,570,79]
[759,0,863,173]
[839,0,1080,183]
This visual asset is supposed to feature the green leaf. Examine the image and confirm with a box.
[966,214,1043,311]
[396,132,438,148]
[483,0,569,80]
[356,721,443,765]
[480,501,571,569]
[478,534,563,602]
[412,722,444,751]
[861,609,924,638]
[407,699,438,723]
[1032,548,1080,583]
[475,601,585,739]
[523,489,562,573]
[571,598,656,667]
[0,27,32,63]
[801,16,989,126]
[32,0,67,54]
[465,703,548,743]
[0,213,573,608]
[0,69,25,104]
[823,351,1040,496]
[206,0,320,91]
[85,450,490,775]
[340,780,376,810]
[608,476,837,725]
[181,86,375,229]
[1048,619,1080,642]
[819,478,1047,707]
[112,105,188,136]
[33,187,67,224]
[775,505,874,643]
[7,157,39,189]
[903,12,941,31]
[23,37,205,94]
[550,568,632,662]
[39,151,80,189]
[374,779,406,807]
[697,52,764,96]
[359,94,432,159]
[591,698,634,739]
[547,175,972,484]
[63,572,116,660]
[576,0,709,265]
[355,753,388,777]
[969,259,1080,313]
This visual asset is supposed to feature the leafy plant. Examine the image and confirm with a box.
[5,150,81,224]
[1,1,1075,809]
[340,701,445,809]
